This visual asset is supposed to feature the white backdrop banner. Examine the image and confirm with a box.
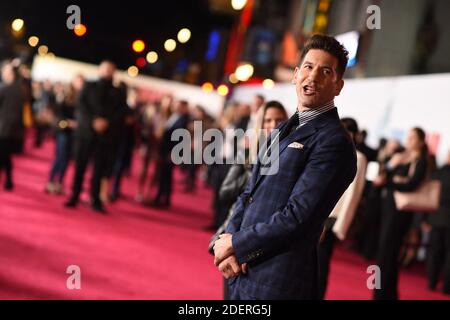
[232,73,450,166]
[31,56,225,118]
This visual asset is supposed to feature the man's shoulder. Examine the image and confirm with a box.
[84,80,97,86]
[81,81,97,93]
[316,118,351,145]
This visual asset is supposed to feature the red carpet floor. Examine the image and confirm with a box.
[0,138,449,300]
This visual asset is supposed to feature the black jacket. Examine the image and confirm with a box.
[159,113,189,156]
[54,101,75,135]
[74,79,126,143]
[429,165,450,229]
[0,80,25,139]
[219,163,252,210]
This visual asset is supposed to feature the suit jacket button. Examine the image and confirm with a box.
[248,197,253,204]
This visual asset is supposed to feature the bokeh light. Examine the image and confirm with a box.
[12,19,24,32]
[262,79,275,90]
[38,45,49,56]
[74,24,87,37]
[164,39,177,52]
[136,57,147,68]
[28,36,39,47]
[217,84,229,96]
[202,82,214,93]
[235,63,254,81]
[127,66,139,77]
[229,73,239,84]
[231,0,247,10]
[177,28,191,43]
[146,51,158,64]
[132,40,146,53]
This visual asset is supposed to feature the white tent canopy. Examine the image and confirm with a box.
[31,56,225,118]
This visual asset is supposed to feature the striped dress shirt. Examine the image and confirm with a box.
[297,100,336,129]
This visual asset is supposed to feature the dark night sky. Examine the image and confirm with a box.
[0,0,234,72]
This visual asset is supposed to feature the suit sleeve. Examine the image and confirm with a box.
[231,136,354,264]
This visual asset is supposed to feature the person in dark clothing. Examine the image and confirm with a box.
[372,128,429,300]
[183,105,209,193]
[426,151,450,295]
[234,103,251,132]
[15,62,33,154]
[110,84,138,201]
[318,118,368,300]
[46,79,83,195]
[153,100,190,208]
[33,80,56,148]
[357,129,378,162]
[64,60,126,213]
[0,63,25,191]
[358,139,404,260]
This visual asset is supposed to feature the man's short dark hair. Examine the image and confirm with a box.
[300,34,349,79]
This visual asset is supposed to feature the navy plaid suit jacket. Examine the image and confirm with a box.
[226,108,357,300]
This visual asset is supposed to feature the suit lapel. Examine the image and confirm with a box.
[278,122,317,155]
[252,123,316,190]
[251,108,339,192]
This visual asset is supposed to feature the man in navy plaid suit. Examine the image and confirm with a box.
[213,34,357,300]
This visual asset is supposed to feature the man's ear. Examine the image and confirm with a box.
[335,79,344,96]
[292,67,299,84]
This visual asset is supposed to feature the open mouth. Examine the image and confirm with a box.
[303,85,317,96]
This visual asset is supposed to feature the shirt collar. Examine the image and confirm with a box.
[297,101,336,128]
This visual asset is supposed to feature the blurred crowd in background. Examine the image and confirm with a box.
[0,57,449,299]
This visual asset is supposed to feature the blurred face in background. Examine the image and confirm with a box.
[160,95,173,110]
[98,61,116,80]
[72,75,85,92]
[405,129,425,153]
[193,106,205,120]
[43,80,53,92]
[252,96,265,113]
[221,104,239,128]
[53,82,65,103]
[262,107,288,135]
[1,64,15,84]
[239,104,251,118]
[32,81,42,97]
[127,88,139,109]
[385,139,401,156]
[175,101,189,114]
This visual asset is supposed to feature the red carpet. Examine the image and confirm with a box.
[0,137,449,300]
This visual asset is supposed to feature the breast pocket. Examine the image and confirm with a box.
[275,146,308,181]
